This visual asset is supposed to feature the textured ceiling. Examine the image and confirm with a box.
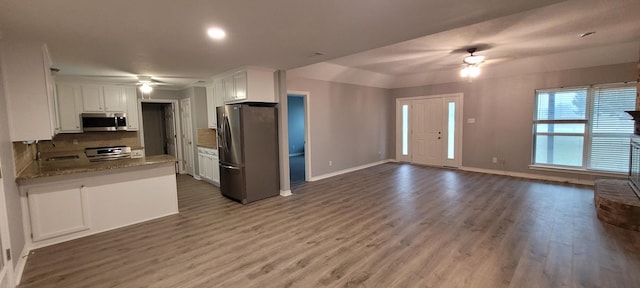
[326,0,640,78]
[0,0,566,88]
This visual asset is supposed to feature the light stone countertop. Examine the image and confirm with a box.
[16,153,177,184]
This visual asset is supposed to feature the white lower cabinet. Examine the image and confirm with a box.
[212,155,220,183]
[21,163,178,248]
[198,147,219,184]
[27,182,90,242]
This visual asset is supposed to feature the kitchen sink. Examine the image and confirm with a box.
[45,155,80,161]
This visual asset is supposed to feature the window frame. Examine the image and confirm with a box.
[531,83,636,174]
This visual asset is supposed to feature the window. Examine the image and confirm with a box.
[532,83,636,173]
[447,102,455,160]
[401,104,409,156]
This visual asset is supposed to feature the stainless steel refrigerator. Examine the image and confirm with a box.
[217,103,280,204]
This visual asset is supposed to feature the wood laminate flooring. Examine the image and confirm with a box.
[18,163,640,288]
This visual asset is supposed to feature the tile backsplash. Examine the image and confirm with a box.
[40,131,141,152]
[12,131,140,175]
[12,142,36,175]
[197,128,217,149]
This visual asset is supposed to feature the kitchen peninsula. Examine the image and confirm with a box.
[16,153,179,249]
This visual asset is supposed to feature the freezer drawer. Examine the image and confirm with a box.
[219,163,247,204]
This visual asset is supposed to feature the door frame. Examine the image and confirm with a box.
[140,99,183,173]
[395,93,464,167]
[287,90,312,181]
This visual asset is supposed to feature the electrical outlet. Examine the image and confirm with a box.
[329,160,333,166]
[492,157,498,164]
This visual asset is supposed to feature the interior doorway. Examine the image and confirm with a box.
[140,99,181,173]
[396,93,463,167]
[142,103,170,156]
[287,92,310,184]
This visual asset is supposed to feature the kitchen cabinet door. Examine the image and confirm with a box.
[198,153,207,179]
[125,87,139,130]
[222,76,235,103]
[232,71,247,101]
[55,83,83,133]
[206,85,216,129]
[27,183,91,242]
[1,41,56,141]
[81,85,104,112]
[205,155,214,180]
[103,86,127,112]
[212,155,220,183]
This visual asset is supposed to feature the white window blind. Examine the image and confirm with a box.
[532,83,636,173]
[588,85,636,172]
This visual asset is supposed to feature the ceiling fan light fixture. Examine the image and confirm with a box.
[460,65,481,78]
[463,55,485,65]
[140,83,153,94]
[460,47,484,81]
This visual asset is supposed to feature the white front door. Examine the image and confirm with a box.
[180,99,194,175]
[397,94,462,168]
[411,98,444,166]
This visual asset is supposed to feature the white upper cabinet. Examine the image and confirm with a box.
[56,82,138,133]
[218,67,276,104]
[1,41,56,141]
[81,85,127,113]
[81,85,104,112]
[102,86,126,112]
[55,83,83,133]
[125,87,139,130]
[206,84,216,129]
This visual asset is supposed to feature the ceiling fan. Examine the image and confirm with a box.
[136,76,170,93]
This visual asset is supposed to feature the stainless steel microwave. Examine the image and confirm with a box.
[81,112,127,131]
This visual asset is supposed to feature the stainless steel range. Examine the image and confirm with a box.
[85,146,132,162]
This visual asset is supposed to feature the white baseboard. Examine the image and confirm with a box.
[309,159,391,182]
[459,166,595,186]
[14,244,30,285]
[280,190,292,197]
[193,175,202,181]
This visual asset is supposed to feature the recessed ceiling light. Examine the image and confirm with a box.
[207,27,226,40]
[579,31,596,38]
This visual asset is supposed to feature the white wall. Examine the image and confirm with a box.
[286,78,392,177]
[392,62,637,180]
[0,43,25,268]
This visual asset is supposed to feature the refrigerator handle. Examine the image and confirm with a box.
[221,113,228,152]
[224,115,231,153]
[220,164,241,170]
